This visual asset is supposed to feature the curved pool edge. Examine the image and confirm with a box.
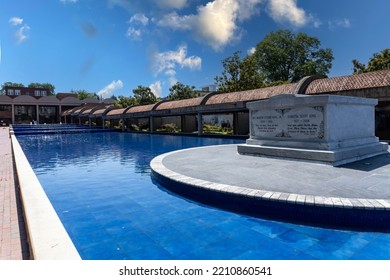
[11,135,81,260]
[150,146,390,232]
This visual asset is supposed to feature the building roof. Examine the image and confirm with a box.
[106,108,127,116]
[0,95,12,102]
[125,104,155,114]
[70,105,97,116]
[89,105,116,116]
[79,107,97,116]
[155,97,204,110]
[305,70,390,94]
[34,96,60,105]
[60,96,82,105]
[62,107,81,116]
[92,109,107,115]
[12,95,39,104]
[56,93,78,100]
[204,83,297,106]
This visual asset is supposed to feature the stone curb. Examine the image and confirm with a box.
[11,135,81,260]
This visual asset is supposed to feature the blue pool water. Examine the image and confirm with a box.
[17,132,390,260]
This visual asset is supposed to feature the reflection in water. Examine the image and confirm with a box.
[18,132,241,175]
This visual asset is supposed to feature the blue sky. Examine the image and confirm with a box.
[0,0,389,98]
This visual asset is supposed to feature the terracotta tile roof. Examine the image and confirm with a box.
[80,108,95,114]
[106,108,127,116]
[204,83,297,106]
[91,109,106,115]
[305,70,390,94]
[62,108,76,116]
[72,107,85,114]
[79,105,108,116]
[156,97,204,110]
[126,104,155,113]
[71,105,100,115]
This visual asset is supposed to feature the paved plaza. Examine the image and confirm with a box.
[151,144,390,230]
[156,144,390,200]
[0,127,29,260]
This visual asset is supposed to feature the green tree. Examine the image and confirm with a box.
[215,51,264,93]
[240,54,265,89]
[254,30,333,83]
[132,85,157,105]
[114,95,135,108]
[1,82,24,88]
[167,82,197,100]
[1,82,24,93]
[353,49,390,74]
[73,89,94,100]
[28,82,55,95]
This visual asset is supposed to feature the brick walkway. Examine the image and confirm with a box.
[0,127,29,259]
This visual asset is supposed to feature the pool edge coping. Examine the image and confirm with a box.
[11,135,81,260]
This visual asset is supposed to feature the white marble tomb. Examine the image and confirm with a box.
[237,94,388,166]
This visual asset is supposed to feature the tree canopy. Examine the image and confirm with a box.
[28,82,55,95]
[353,49,390,74]
[215,51,264,93]
[167,82,197,100]
[72,89,96,100]
[254,30,333,83]
[1,82,56,95]
[114,95,136,108]
[1,82,24,93]
[132,85,158,105]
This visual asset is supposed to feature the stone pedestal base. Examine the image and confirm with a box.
[237,142,389,166]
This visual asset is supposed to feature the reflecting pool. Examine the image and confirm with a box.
[17,132,390,260]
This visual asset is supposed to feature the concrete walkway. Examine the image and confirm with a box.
[0,127,29,260]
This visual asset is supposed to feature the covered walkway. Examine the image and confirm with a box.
[60,71,390,139]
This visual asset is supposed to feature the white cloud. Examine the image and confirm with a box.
[168,76,178,86]
[15,25,30,44]
[157,0,263,51]
[268,0,308,27]
[152,45,201,76]
[9,17,23,26]
[247,47,256,55]
[60,0,78,3]
[194,0,240,50]
[9,17,30,43]
[237,0,264,21]
[150,81,163,97]
[97,80,124,99]
[328,18,351,30]
[129,13,149,26]
[312,16,322,28]
[152,45,201,92]
[157,12,193,30]
[108,0,132,12]
[155,0,188,10]
[126,14,149,40]
[165,69,177,76]
[126,27,142,40]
